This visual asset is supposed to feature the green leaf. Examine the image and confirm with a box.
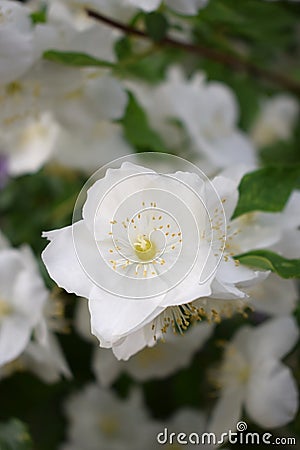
[236,250,300,278]
[43,51,115,68]
[145,12,169,42]
[233,166,300,219]
[121,92,167,152]
[30,7,47,24]
[0,419,33,450]
[115,37,132,61]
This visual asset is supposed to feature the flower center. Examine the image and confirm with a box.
[99,415,119,437]
[133,235,157,261]
[0,298,12,318]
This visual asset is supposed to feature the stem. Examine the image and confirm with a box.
[86,8,300,96]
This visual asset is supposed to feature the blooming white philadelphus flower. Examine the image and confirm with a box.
[251,94,299,147]
[0,232,48,366]
[209,316,299,435]
[61,384,158,450]
[0,0,36,85]
[42,161,266,360]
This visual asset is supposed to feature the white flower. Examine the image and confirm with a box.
[61,384,157,450]
[0,327,71,383]
[251,94,299,147]
[209,316,299,435]
[0,0,36,85]
[0,238,48,366]
[127,68,257,174]
[42,162,217,355]
[1,112,59,176]
[246,273,298,317]
[0,231,70,381]
[42,161,267,360]
[53,121,132,173]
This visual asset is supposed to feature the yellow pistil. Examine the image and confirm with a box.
[99,416,119,436]
[133,235,157,261]
[0,298,12,317]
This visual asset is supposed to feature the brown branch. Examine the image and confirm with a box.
[86,8,300,96]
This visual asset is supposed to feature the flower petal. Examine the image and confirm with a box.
[42,221,95,298]
[246,359,298,428]
[88,287,164,344]
[208,386,244,439]
[0,315,31,366]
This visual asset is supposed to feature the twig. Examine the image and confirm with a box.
[86,8,300,96]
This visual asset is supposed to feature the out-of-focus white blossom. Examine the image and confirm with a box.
[209,316,299,435]
[0,234,48,366]
[127,68,257,174]
[61,384,158,450]
[0,1,36,85]
[246,273,298,317]
[1,112,59,176]
[0,231,71,381]
[251,94,299,147]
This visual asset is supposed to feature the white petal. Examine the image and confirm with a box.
[42,221,95,298]
[246,359,298,428]
[121,322,213,378]
[112,326,149,360]
[249,316,299,362]
[92,347,122,387]
[128,0,161,11]
[88,288,164,345]
[74,298,97,343]
[247,274,298,316]
[208,386,244,439]
[210,175,239,221]
[0,315,31,366]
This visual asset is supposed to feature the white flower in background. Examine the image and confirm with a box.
[209,316,299,436]
[0,234,48,366]
[1,112,59,176]
[61,384,157,450]
[54,122,132,173]
[0,327,71,383]
[50,72,130,172]
[246,273,298,317]
[0,0,36,85]
[0,231,71,381]
[42,161,268,360]
[127,68,257,174]
[75,296,213,385]
[251,94,299,148]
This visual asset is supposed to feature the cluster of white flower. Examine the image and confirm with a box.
[0,230,70,383]
[0,0,299,447]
